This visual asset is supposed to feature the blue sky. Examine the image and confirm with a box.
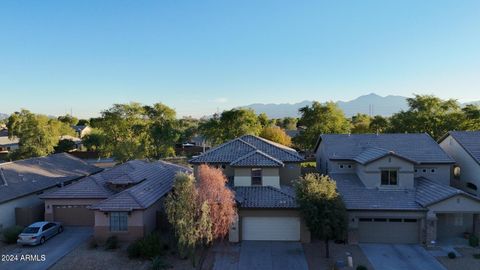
[1,0,479,118]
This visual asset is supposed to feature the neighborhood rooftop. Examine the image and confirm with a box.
[234,186,298,209]
[317,133,455,164]
[189,134,304,165]
[41,160,191,211]
[0,153,101,204]
[443,131,480,165]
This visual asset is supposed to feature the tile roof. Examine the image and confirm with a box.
[43,159,191,211]
[230,150,284,167]
[331,173,480,210]
[189,135,303,166]
[331,173,422,211]
[234,186,298,208]
[318,133,454,164]
[353,147,416,164]
[446,131,480,165]
[0,153,102,204]
[415,177,471,207]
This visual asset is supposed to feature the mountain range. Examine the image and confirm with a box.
[240,93,480,118]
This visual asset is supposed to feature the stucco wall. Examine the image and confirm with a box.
[94,210,145,242]
[143,198,164,234]
[279,163,301,185]
[428,194,480,213]
[440,135,480,195]
[237,209,311,243]
[234,167,280,188]
[356,156,415,189]
[414,164,451,186]
[0,193,44,230]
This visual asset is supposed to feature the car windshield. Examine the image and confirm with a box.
[23,227,40,234]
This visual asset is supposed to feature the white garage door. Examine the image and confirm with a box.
[358,218,419,244]
[242,217,300,241]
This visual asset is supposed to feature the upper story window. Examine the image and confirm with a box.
[251,168,262,186]
[110,212,128,232]
[381,169,398,185]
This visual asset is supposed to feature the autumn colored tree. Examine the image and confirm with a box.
[259,126,292,146]
[197,165,237,239]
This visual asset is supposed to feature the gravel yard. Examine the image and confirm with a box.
[303,240,373,270]
[437,247,480,270]
[49,237,201,270]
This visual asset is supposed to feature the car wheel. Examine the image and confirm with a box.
[40,237,45,245]
[58,226,64,233]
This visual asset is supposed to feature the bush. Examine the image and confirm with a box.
[448,252,456,259]
[2,226,24,244]
[151,256,171,270]
[88,238,98,249]
[469,235,479,247]
[105,236,118,250]
[128,233,166,259]
[356,266,368,270]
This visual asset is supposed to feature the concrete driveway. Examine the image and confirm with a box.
[213,241,308,270]
[360,244,446,270]
[0,227,92,270]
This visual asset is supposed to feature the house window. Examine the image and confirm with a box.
[251,168,262,186]
[467,182,478,191]
[110,212,128,232]
[381,169,398,185]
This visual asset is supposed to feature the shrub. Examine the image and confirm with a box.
[151,256,171,270]
[469,235,479,247]
[105,236,118,250]
[356,265,368,270]
[448,252,456,259]
[2,226,24,244]
[128,233,165,259]
[88,238,98,249]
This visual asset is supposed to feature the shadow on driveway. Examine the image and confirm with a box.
[360,244,446,270]
[0,226,92,270]
[213,241,308,270]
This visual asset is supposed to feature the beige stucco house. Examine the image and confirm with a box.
[439,131,480,196]
[190,135,310,243]
[41,160,190,242]
[315,133,480,246]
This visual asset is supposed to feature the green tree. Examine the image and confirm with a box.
[82,129,107,152]
[257,113,269,128]
[350,113,372,134]
[278,117,298,130]
[55,139,77,153]
[7,110,75,159]
[259,126,292,146]
[77,119,90,126]
[461,104,480,130]
[199,108,262,145]
[145,103,180,158]
[369,115,390,133]
[165,173,212,266]
[389,95,462,139]
[294,102,350,150]
[58,114,79,126]
[294,173,347,258]
[177,117,200,144]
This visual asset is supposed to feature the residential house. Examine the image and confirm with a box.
[72,125,92,138]
[0,128,19,155]
[189,135,310,242]
[315,133,480,246]
[0,153,101,230]
[41,160,190,242]
[439,131,480,196]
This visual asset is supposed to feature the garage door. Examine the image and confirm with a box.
[54,205,94,226]
[358,218,419,244]
[242,217,300,241]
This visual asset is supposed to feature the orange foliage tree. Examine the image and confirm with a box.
[197,164,237,239]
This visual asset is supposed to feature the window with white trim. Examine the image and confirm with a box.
[381,169,398,185]
[110,212,128,232]
[251,168,262,186]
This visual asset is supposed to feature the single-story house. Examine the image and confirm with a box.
[0,153,101,230]
[190,135,310,243]
[41,160,190,242]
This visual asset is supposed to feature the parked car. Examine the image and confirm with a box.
[17,221,63,246]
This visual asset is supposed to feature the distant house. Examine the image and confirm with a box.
[0,128,19,155]
[41,160,190,242]
[190,135,310,242]
[0,153,101,230]
[439,131,480,196]
[315,133,480,246]
[72,125,92,138]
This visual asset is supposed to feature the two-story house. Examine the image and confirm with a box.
[189,135,310,242]
[439,131,480,196]
[315,133,480,246]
